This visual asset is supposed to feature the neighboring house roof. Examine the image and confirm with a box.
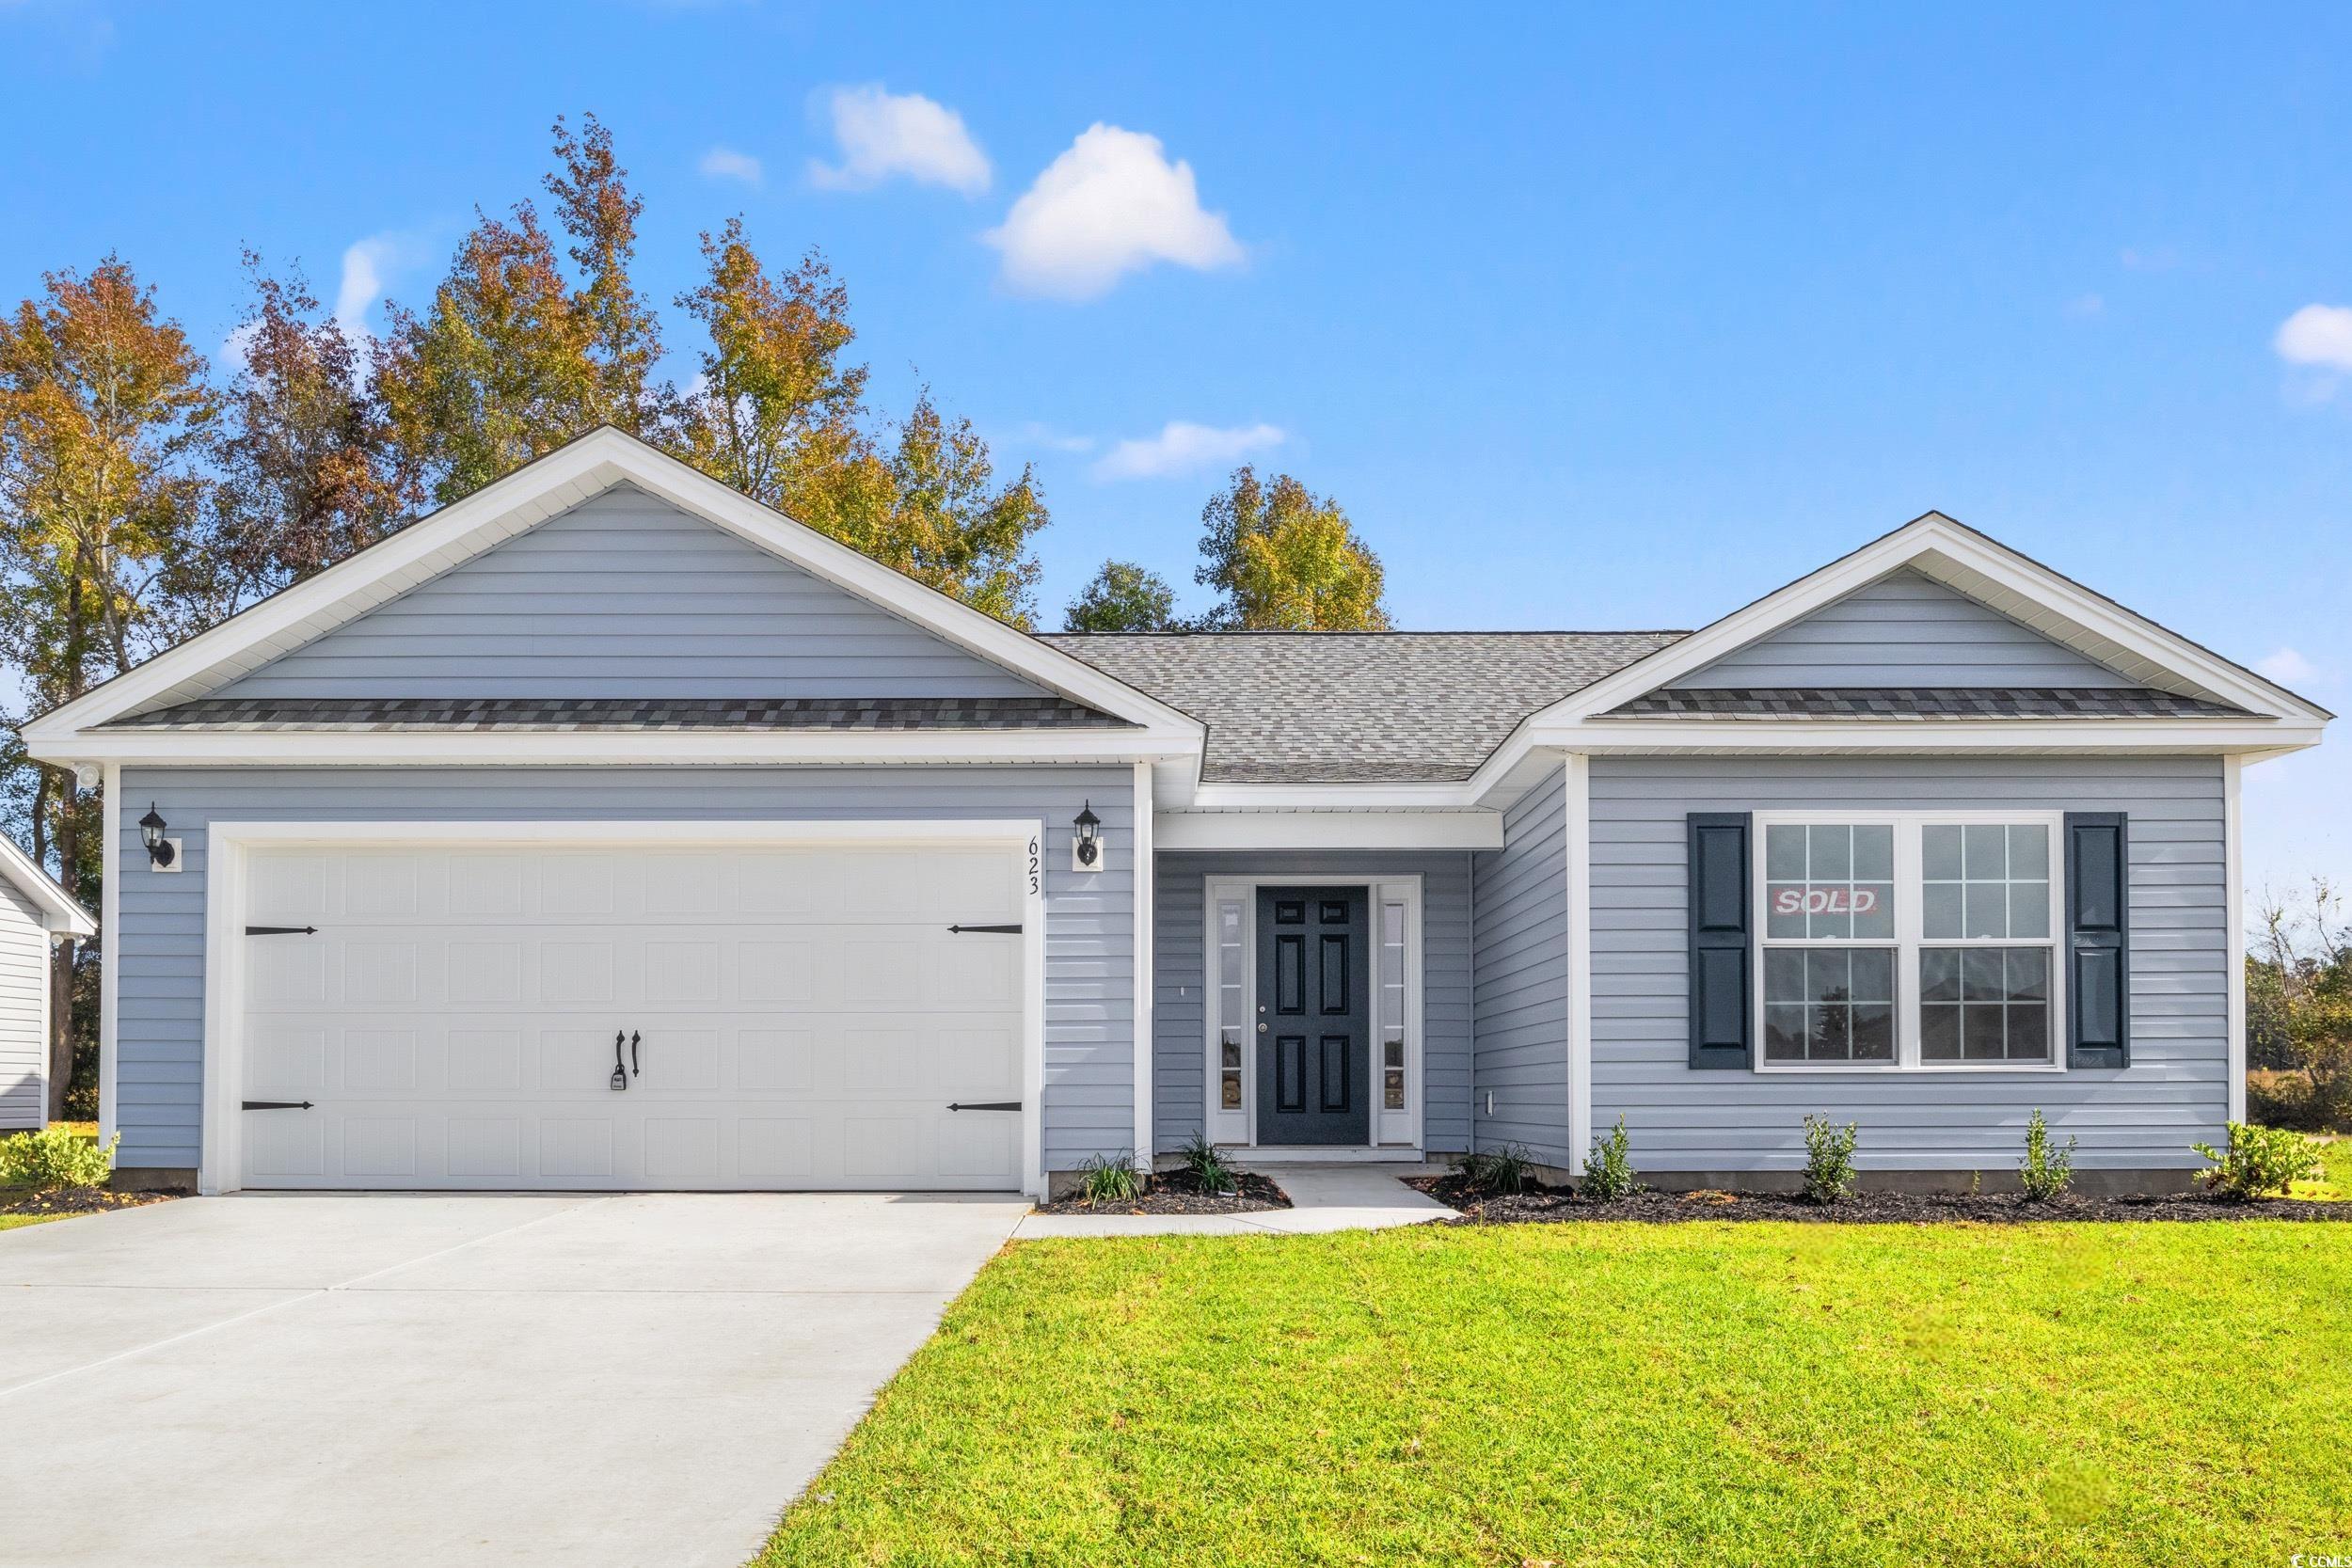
[1605,688,2250,721]
[0,833,97,938]
[1040,631,1688,782]
[108,695,1135,733]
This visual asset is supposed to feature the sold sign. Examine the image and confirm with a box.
[1773,886,1880,916]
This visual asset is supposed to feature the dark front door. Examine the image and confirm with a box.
[1255,887,1368,1146]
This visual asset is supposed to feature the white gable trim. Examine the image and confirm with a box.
[22,427,1204,755]
[1532,513,2330,726]
[0,833,97,937]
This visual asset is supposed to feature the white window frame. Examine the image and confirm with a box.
[1751,810,2067,1075]
[1200,875,1424,1149]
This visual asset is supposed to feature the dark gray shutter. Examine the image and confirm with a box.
[1687,812,1752,1069]
[2064,812,2129,1069]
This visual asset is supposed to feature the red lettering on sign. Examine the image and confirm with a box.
[1772,886,1881,915]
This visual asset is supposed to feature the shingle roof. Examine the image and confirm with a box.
[1603,688,2249,721]
[108,695,1134,732]
[1039,631,1688,783]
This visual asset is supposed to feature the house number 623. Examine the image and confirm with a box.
[1027,836,1041,895]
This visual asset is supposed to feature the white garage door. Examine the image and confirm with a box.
[234,840,1026,1191]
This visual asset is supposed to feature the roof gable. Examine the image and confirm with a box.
[202,485,1051,704]
[1668,568,2136,690]
[1538,513,2332,728]
[23,428,1202,755]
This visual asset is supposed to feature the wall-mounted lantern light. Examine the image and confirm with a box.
[1073,801,1103,872]
[138,804,178,870]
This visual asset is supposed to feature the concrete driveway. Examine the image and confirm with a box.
[0,1191,1025,1568]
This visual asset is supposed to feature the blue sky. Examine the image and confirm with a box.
[5,2,2349,896]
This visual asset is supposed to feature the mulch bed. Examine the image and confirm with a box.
[1407,1173,2352,1225]
[1038,1168,1292,1216]
[0,1185,184,1218]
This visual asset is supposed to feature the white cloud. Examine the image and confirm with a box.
[808,85,989,195]
[986,124,1243,300]
[333,231,426,341]
[2063,293,2105,319]
[698,146,763,185]
[2276,304,2352,372]
[1092,420,1283,482]
[2257,647,2323,687]
[1016,420,1096,453]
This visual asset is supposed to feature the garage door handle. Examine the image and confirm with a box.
[946,1101,1022,1112]
[242,1100,314,1111]
[947,924,1023,935]
[245,926,317,937]
[630,1030,641,1079]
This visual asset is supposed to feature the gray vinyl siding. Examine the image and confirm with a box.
[208,487,1048,701]
[1588,755,2228,1172]
[1152,850,1472,1155]
[1672,569,2136,689]
[1470,765,1571,1164]
[114,766,1133,1175]
[0,882,47,1131]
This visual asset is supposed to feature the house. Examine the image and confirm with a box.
[20,428,2328,1196]
[0,834,99,1131]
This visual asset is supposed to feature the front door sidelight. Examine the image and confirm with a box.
[1255,887,1369,1147]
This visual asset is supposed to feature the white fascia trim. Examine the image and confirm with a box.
[0,832,98,936]
[1563,752,1593,1170]
[1156,810,1503,851]
[41,729,1194,769]
[1519,719,2328,754]
[1524,515,2331,725]
[197,816,1051,1198]
[2225,755,2247,1126]
[24,427,1205,754]
[1184,781,1479,812]
[1456,717,2326,807]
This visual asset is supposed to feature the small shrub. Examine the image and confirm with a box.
[2193,1121,2323,1200]
[1801,1114,1859,1204]
[2018,1108,2077,1202]
[0,1127,119,1190]
[1177,1130,1235,1195]
[1073,1152,1145,1207]
[1580,1117,1642,1200]
[1454,1144,1534,1196]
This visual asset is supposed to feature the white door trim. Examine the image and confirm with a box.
[199,818,1048,1198]
[1199,874,1425,1154]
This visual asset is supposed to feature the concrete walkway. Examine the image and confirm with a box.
[0,1191,1025,1568]
[1012,1162,1452,1239]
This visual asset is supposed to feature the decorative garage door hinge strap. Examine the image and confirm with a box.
[946,923,1023,934]
[946,1101,1023,1112]
[244,925,318,936]
[241,1100,314,1111]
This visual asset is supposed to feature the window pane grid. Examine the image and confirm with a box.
[1921,823,2051,942]
[1756,817,2061,1072]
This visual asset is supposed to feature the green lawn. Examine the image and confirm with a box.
[758,1221,2352,1567]
[0,1213,68,1232]
[2293,1136,2352,1201]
